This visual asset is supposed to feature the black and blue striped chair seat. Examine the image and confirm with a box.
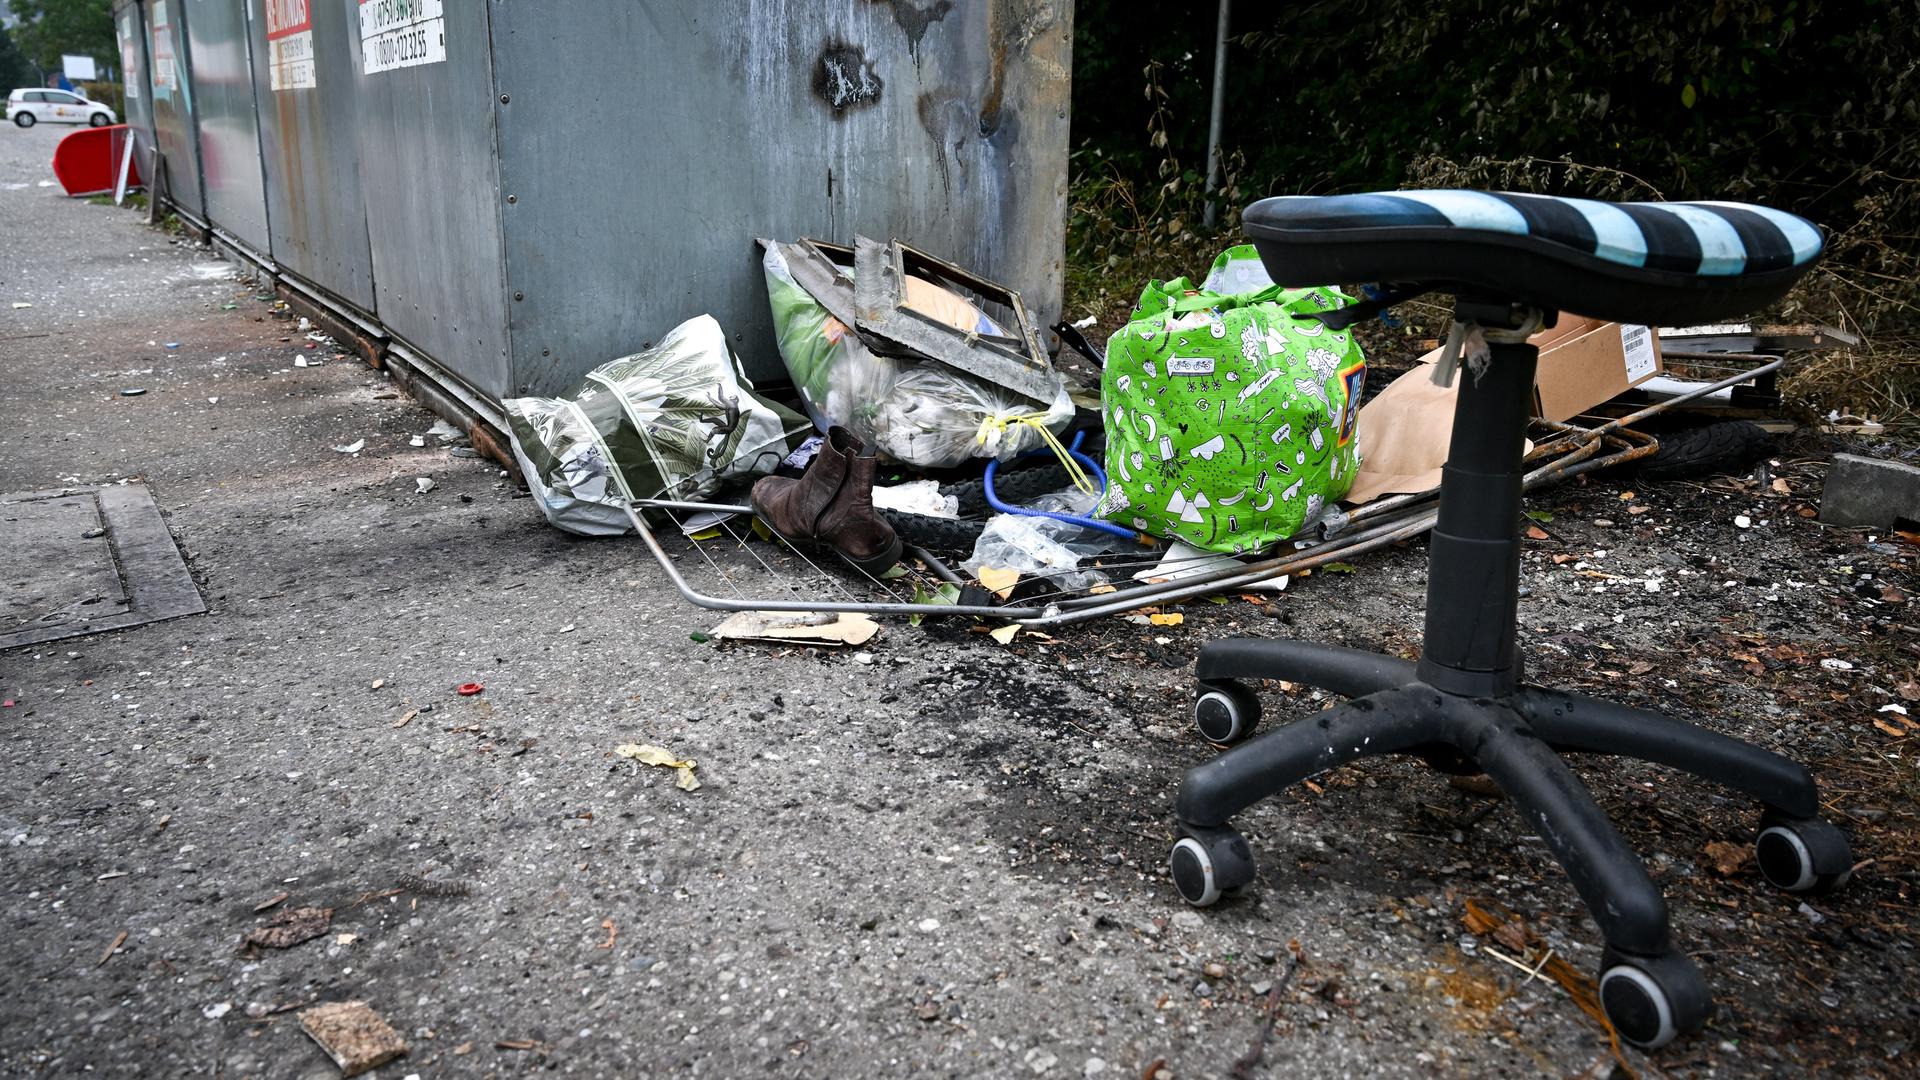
[1243,190,1822,325]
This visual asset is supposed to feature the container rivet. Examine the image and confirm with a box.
[514,292,524,301]
[500,94,510,104]
[507,194,518,204]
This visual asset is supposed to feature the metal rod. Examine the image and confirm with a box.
[1201,0,1231,229]
[622,503,1042,620]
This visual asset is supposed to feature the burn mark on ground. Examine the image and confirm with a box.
[813,44,884,117]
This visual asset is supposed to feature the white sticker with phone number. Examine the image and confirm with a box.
[360,0,446,74]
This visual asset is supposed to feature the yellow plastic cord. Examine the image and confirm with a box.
[975,413,1096,495]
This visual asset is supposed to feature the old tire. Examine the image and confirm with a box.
[1636,420,1769,481]
[880,510,985,553]
[940,461,1077,517]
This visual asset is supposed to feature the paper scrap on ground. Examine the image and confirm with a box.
[988,624,1020,644]
[872,479,960,518]
[976,566,1021,600]
[298,1001,409,1078]
[616,743,701,791]
[709,610,879,646]
[1133,540,1288,593]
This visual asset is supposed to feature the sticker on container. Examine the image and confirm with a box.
[1620,324,1658,382]
[360,0,447,74]
[150,0,175,96]
[265,0,317,91]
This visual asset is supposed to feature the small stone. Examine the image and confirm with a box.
[81,527,106,539]
[1084,1057,1108,1077]
[1593,518,1614,528]
[1055,928,1073,945]
[1193,981,1213,998]
[917,918,940,933]
[1170,910,1204,932]
[1025,1047,1058,1074]
[1734,514,1753,529]
[1202,961,1228,979]
[1251,980,1273,996]
[852,652,874,665]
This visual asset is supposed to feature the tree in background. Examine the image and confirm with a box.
[0,23,40,92]
[1069,0,1918,413]
[11,0,114,74]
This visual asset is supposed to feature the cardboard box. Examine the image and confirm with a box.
[1527,317,1663,423]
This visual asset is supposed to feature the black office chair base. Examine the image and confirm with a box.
[1171,645,1851,1048]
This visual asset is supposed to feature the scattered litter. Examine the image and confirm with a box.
[426,419,464,443]
[409,435,425,448]
[989,624,1020,645]
[253,891,290,912]
[872,479,960,519]
[295,356,309,367]
[203,1002,232,1020]
[370,679,385,690]
[414,477,435,494]
[456,683,485,696]
[976,566,1021,600]
[244,906,333,951]
[1734,514,1753,529]
[164,342,179,350]
[98,930,128,967]
[1820,659,1855,671]
[708,610,879,647]
[1131,541,1287,593]
[332,439,366,454]
[1149,612,1185,627]
[119,388,147,397]
[615,743,701,791]
[597,919,618,950]
[298,317,311,331]
[1070,314,1097,329]
[10,302,31,309]
[1703,840,1751,877]
[392,709,418,728]
[298,1000,409,1078]
[207,396,218,404]
[558,623,575,634]
[1880,703,1909,716]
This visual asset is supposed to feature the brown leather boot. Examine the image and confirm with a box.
[751,427,902,576]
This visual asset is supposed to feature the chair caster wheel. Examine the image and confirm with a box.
[1756,813,1852,894]
[1169,825,1255,907]
[1194,681,1260,747]
[1598,949,1711,1050]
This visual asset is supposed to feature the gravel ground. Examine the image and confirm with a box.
[3,123,1917,1078]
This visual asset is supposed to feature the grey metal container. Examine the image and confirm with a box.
[244,0,378,314]
[120,0,1073,411]
[140,0,206,223]
[112,1,156,164]
[182,0,271,258]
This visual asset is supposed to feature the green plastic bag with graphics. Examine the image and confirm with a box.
[1095,246,1367,553]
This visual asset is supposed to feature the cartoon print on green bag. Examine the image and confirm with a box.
[1096,245,1366,554]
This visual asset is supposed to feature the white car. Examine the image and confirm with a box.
[7,89,117,129]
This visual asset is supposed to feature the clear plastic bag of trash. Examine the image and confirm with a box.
[502,314,810,536]
[962,487,1127,593]
[762,240,1074,468]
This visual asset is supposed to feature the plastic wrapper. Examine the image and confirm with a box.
[761,241,1074,469]
[1099,245,1366,554]
[503,314,811,536]
[762,243,899,443]
[961,488,1125,593]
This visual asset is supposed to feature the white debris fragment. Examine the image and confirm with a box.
[1819,659,1854,671]
[415,477,435,494]
[1734,514,1753,529]
[294,356,309,367]
[331,439,366,454]
[1879,703,1909,716]
[202,1002,232,1020]
[409,435,425,448]
[298,317,311,331]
